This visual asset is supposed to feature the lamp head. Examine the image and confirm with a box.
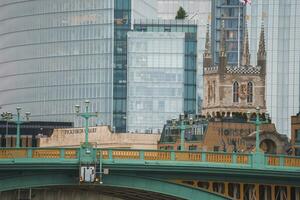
[265,112,269,120]
[16,107,21,112]
[25,112,31,121]
[75,105,80,114]
[7,112,12,119]
[179,113,184,120]
[246,111,251,119]
[189,117,193,125]
[171,118,177,126]
[85,100,90,107]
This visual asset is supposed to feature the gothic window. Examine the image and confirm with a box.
[207,81,211,103]
[233,81,239,102]
[213,80,216,103]
[247,82,253,103]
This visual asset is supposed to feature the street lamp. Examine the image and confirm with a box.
[1,112,13,135]
[247,107,269,153]
[1,108,30,148]
[74,100,98,146]
[171,113,194,151]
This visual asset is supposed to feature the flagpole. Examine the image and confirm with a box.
[237,2,240,67]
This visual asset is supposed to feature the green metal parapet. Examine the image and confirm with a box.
[1,147,300,199]
[0,147,300,172]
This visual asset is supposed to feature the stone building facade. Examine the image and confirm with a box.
[202,22,266,116]
[291,114,300,156]
[38,126,160,149]
[158,115,290,154]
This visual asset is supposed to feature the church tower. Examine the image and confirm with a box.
[202,22,266,117]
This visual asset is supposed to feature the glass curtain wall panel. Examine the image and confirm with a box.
[113,0,158,132]
[134,19,198,115]
[248,0,300,136]
[211,0,246,65]
[156,0,211,114]
[0,0,114,127]
[127,32,185,133]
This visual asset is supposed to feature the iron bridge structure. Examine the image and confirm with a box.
[0,145,300,200]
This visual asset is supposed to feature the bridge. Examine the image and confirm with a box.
[0,145,300,200]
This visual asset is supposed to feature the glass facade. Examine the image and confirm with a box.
[0,0,157,130]
[0,0,114,126]
[134,19,197,115]
[247,0,300,136]
[212,0,246,65]
[156,0,211,113]
[127,32,185,133]
[113,0,131,132]
[113,0,157,132]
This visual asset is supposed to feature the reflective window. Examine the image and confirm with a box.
[127,32,185,133]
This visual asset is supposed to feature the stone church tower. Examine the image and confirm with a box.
[202,22,266,117]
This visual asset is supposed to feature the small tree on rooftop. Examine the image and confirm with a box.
[175,6,187,19]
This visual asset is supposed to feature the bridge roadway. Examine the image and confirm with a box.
[0,147,300,200]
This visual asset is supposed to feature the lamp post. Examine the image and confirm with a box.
[1,112,13,135]
[75,100,98,146]
[172,113,194,151]
[1,108,30,148]
[247,107,269,153]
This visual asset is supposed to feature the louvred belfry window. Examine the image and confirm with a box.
[247,82,253,103]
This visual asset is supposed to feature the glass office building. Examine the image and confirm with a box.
[113,0,157,132]
[156,0,211,113]
[212,0,246,65]
[134,19,198,115]
[127,32,185,133]
[247,0,300,136]
[0,0,156,130]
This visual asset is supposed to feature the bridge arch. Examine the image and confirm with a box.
[0,171,228,200]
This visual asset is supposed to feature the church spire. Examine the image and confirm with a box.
[218,20,227,75]
[203,23,212,68]
[257,20,266,75]
[241,23,250,66]
[204,24,211,58]
[257,21,266,59]
[219,20,226,57]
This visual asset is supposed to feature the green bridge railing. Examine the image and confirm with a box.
[0,148,300,170]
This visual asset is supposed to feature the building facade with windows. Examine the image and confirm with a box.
[113,0,157,132]
[0,0,157,132]
[291,114,300,156]
[134,19,198,115]
[127,32,185,133]
[158,113,289,154]
[156,0,211,114]
[211,0,246,65]
[247,0,300,136]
